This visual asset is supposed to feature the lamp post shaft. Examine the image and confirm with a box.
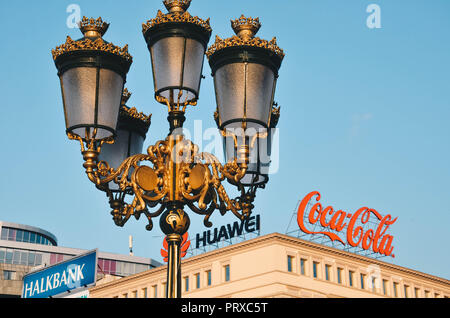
[168,110,186,135]
[166,234,182,298]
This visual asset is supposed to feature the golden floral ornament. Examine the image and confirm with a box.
[120,106,152,125]
[163,0,192,14]
[231,15,261,40]
[206,15,285,60]
[213,108,220,127]
[79,16,110,37]
[270,103,281,128]
[120,89,152,125]
[121,88,132,105]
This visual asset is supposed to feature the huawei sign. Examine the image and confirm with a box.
[297,191,398,258]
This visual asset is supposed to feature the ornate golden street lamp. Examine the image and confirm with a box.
[51,1,284,298]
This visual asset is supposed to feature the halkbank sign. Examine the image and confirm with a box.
[22,249,97,298]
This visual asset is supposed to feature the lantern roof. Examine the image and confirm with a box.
[206,15,285,60]
[118,89,151,137]
[51,17,133,63]
[142,0,212,35]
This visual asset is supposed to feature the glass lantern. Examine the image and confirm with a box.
[207,15,284,186]
[52,17,133,141]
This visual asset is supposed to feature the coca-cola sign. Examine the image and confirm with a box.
[297,191,398,258]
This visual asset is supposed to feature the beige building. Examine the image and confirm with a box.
[89,233,450,298]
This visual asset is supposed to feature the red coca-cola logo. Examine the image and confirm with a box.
[297,191,398,258]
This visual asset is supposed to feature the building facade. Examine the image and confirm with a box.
[0,221,161,298]
[89,233,450,298]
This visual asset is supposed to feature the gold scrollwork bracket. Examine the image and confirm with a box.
[77,133,258,232]
[176,138,253,224]
[155,94,198,113]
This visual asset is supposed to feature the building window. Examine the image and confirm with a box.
[195,273,200,289]
[0,228,7,240]
[184,276,189,292]
[99,258,119,275]
[8,228,16,241]
[393,282,399,297]
[206,270,212,286]
[28,251,35,266]
[372,277,377,292]
[337,268,342,284]
[36,254,42,266]
[325,265,331,281]
[3,270,15,280]
[404,285,409,298]
[300,259,306,275]
[382,279,388,296]
[13,251,20,264]
[349,271,354,287]
[414,287,420,298]
[224,265,230,282]
[16,230,23,242]
[360,274,366,290]
[19,251,27,265]
[23,231,30,243]
[313,262,320,278]
[123,293,128,298]
[152,285,158,298]
[50,253,63,265]
[132,290,137,298]
[287,255,293,272]
[5,250,13,264]
[424,290,430,298]
[142,288,147,298]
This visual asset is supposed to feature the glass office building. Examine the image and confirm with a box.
[0,221,161,298]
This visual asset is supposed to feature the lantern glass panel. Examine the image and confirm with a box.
[245,63,275,126]
[61,67,123,140]
[222,121,270,186]
[182,38,205,95]
[150,37,205,104]
[97,69,124,136]
[129,131,145,160]
[151,37,184,93]
[99,129,145,191]
[258,127,274,175]
[214,63,275,127]
[214,63,245,125]
[62,67,96,136]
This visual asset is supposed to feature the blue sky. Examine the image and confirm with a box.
[0,0,449,280]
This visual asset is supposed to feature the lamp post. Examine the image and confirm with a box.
[52,1,284,298]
